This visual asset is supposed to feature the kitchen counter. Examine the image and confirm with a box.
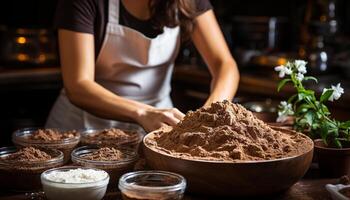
[172,65,350,109]
[0,67,61,91]
[0,176,339,200]
[1,65,350,107]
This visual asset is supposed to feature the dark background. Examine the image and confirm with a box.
[0,0,349,146]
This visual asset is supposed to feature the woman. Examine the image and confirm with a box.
[46,0,240,132]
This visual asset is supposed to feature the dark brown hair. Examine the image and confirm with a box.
[149,0,197,41]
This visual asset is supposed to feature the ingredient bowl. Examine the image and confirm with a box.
[119,170,186,200]
[71,146,138,188]
[80,127,143,151]
[12,128,80,163]
[143,126,313,197]
[0,146,64,191]
[41,166,109,200]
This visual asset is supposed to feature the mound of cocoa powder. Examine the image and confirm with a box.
[86,128,133,140]
[1,147,51,162]
[81,128,142,150]
[81,147,125,161]
[147,100,312,162]
[29,129,78,141]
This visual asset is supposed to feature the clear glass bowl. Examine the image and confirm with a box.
[119,171,186,200]
[41,166,109,200]
[80,127,143,151]
[12,127,80,163]
[71,146,138,189]
[0,146,64,191]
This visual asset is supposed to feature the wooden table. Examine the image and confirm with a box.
[0,177,338,200]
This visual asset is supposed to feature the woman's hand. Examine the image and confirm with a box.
[136,107,185,132]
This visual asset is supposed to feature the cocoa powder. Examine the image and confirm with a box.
[87,128,132,140]
[29,129,77,141]
[81,147,125,161]
[147,101,311,162]
[1,147,51,162]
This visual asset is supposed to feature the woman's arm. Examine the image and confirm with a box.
[58,29,184,132]
[191,10,240,107]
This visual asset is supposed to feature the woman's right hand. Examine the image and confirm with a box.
[136,107,185,133]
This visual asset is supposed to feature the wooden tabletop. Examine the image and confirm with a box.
[0,177,338,200]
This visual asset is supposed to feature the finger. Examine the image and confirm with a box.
[171,108,185,120]
[161,112,180,126]
[145,122,164,133]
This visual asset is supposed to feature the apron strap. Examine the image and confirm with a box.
[108,0,120,24]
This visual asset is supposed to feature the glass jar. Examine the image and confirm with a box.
[0,146,64,191]
[119,171,186,200]
[80,127,143,151]
[12,127,80,164]
[71,146,138,189]
[41,166,109,200]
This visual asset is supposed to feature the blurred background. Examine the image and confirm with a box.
[0,0,349,145]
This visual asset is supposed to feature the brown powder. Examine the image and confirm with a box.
[147,100,311,162]
[1,147,52,162]
[87,128,133,140]
[29,129,78,141]
[81,147,125,161]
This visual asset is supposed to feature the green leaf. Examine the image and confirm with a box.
[320,89,334,103]
[320,123,329,142]
[340,121,350,129]
[288,94,298,104]
[298,90,316,103]
[296,103,313,114]
[277,79,291,92]
[304,76,318,83]
[304,111,315,126]
[321,104,330,115]
[333,138,342,148]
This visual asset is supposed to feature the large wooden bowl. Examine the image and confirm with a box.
[143,126,314,197]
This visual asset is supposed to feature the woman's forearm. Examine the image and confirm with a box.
[58,30,184,132]
[66,79,152,123]
[204,59,240,107]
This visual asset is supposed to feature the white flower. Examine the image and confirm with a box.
[279,101,294,114]
[296,73,304,81]
[276,101,294,123]
[323,83,344,102]
[275,65,292,78]
[295,60,308,74]
[280,101,288,107]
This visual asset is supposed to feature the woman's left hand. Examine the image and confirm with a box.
[135,107,185,132]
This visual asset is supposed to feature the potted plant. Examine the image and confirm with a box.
[275,60,350,178]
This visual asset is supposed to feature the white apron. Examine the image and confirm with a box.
[46,0,180,130]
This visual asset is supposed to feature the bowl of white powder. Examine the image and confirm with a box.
[41,166,109,200]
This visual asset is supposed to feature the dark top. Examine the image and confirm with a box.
[55,0,212,57]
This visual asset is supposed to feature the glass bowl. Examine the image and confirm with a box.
[118,171,186,200]
[0,146,64,191]
[80,127,143,151]
[41,166,109,200]
[71,146,138,189]
[12,127,80,163]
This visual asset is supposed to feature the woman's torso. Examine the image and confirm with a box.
[54,0,212,59]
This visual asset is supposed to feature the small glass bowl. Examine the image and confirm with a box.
[41,166,109,200]
[119,171,187,200]
[80,127,143,151]
[0,146,64,191]
[71,146,138,189]
[12,127,80,163]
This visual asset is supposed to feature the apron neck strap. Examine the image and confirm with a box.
[108,0,120,24]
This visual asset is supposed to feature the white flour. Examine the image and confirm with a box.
[44,168,108,184]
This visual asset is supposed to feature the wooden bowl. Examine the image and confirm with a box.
[143,126,314,197]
